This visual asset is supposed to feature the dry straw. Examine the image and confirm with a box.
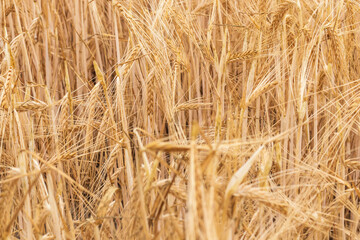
[0,0,360,239]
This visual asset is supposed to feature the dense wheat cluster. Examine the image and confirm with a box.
[1,0,360,239]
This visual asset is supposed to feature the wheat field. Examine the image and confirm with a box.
[1,0,360,239]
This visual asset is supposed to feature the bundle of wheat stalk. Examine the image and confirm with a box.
[1,0,360,239]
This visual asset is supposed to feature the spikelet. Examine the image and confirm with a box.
[115,45,141,80]
[5,4,14,16]
[146,71,155,120]
[274,141,282,170]
[93,61,107,92]
[269,1,296,32]
[198,41,215,62]
[145,141,191,152]
[0,65,13,110]
[95,187,120,224]
[165,38,189,71]
[232,185,288,215]
[169,9,193,40]
[14,101,48,111]
[33,206,50,238]
[227,50,258,63]
[169,9,214,63]
[5,40,15,69]
[174,102,212,112]
[246,80,279,107]
[325,27,350,83]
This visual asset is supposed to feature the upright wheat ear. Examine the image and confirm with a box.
[0,66,13,110]
[146,72,155,120]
